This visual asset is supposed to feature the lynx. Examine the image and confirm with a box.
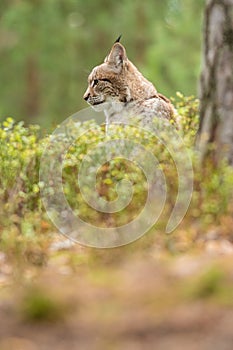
[83,38,174,128]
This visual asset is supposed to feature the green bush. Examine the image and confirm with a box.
[0,94,232,249]
[0,117,42,213]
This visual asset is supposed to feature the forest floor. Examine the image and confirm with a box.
[1,232,233,350]
[1,100,233,349]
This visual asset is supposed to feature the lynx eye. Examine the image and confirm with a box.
[101,78,111,83]
[91,79,99,87]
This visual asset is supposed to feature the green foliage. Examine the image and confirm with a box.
[0,95,232,248]
[172,92,199,140]
[21,286,66,322]
[184,266,233,305]
[0,117,42,214]
[145,0,205,96]
[189,267,225,299]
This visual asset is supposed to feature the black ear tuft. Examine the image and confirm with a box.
[114,35,122,43]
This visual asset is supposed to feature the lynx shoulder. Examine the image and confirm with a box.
[84,40,174,126]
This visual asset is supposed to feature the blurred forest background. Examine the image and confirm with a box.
[0,0,205,127]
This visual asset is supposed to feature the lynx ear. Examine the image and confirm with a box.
[114,35,122,43]
[105,43,127,71]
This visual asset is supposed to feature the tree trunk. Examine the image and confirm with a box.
[198,0,233,165]
[24,56,40,119]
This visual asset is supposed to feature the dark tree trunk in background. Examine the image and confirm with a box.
[198,0,233,165]
[24,56,40,119]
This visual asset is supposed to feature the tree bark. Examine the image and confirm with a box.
[198,0,233,165]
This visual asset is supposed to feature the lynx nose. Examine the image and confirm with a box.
[83,90,90,101]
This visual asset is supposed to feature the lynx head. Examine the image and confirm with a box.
[83,38,157,112]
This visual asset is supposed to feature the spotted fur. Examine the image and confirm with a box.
[83,41,174,126]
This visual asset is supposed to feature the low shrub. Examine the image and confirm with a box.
[0,94,232,251]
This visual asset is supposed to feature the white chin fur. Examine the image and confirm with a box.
[91,101,112,112]
[90,103,105,112]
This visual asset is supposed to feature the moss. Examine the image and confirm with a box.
[184,265,233,305]
[21,286,66,322]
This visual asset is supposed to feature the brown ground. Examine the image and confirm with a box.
[1,235,233,350]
